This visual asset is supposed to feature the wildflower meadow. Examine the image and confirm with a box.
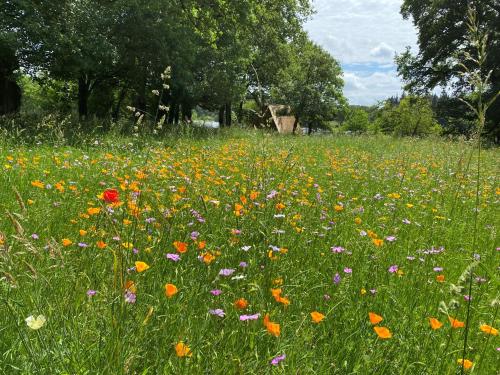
[0,132,498,374]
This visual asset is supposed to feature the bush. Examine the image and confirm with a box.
[343,108,370,133]
[375,96,440,137]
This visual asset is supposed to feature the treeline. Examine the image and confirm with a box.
[0,0,344,131]
[342,94,479,138]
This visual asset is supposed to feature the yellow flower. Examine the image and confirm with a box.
[135,261,150,273]
[479,324,498,336]
[87,207,101,215]
[457,359,473,370]
[79,230,87,236]
[31,180,44,189]
[175,342,192,357]
[25,315,46,330]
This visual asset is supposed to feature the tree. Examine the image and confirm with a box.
[343,107,370,133]
[272,37,345,133]
[375,96,440,137]
[396,0,500,138]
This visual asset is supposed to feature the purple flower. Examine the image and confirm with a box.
[385,236,396,242]
[333,273,341,285]
[343,267,352,274]
[190,231,200,240]
[240,313,261,321]
[473,253,481,260]
[31,233,39,240]
[270,354,286,366]
[219,268,235,277]
[267,190,278,199]
[132,248,139,254]
[331,246,345,253]
[145,217,156,223]
[86,289,96,297]
[78,242,88,248]
[166,253,180,262]
[124,291,136,304]
[209,309,225,317]
[433,267,443,272]
[388,265,399,273]
[210,289,222,296]
[239,261,248,268]
[359,230,367,236]
[464,295,472,301]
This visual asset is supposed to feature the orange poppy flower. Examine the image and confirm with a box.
[374,326,392,339]
[479,324,498,336]
[62,238,73,247]
[449,317,464,328]
[429,317,443,330]
[124,280,136,293]
[457,359,473,370]
[135,261,149,273]
[165,283,178,298]
[369,312,383,325]
[372,238,384,247]
[263,314,280,337]
[173,241,188,253]
[271,289,290,306]
[436,274,445,283]
[175,342,192,357]
[96,240,107,249]
[234,298,248,309]
[311,311,325,323]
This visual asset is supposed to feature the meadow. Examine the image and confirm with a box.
[0,132,498,374]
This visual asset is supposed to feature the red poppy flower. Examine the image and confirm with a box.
[103,189,119,203]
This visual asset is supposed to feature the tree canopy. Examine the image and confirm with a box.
[396,0,499,137]
[1,0,347,128]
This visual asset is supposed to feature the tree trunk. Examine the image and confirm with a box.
[112,86,127,123]
[174,103,180,125]
[181,102,192,123]
[225,102,232,127]
[293,116,300,134]
[237,101,244,123]
[78,75,90,120]
[219,105,225,127]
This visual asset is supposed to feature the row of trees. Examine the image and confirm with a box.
[0,0,345,130]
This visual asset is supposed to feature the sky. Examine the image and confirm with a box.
[305,0,418,106]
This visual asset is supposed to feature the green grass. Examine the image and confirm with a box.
[0,132,498,374]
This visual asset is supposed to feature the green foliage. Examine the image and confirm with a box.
[272,37,345,132]
[397,0,500,138]
[343,107,370,133]
[375,96,441,137]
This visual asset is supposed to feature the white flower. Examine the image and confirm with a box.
[25,315,46,330]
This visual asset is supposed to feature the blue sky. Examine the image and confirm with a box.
[305,0,418,105]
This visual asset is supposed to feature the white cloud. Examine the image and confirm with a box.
[305,0,418,105]
[344,71,403,105]
[369,42,396,63]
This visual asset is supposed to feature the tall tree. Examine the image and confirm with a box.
[272,37,345,133]
[396,0,499,138]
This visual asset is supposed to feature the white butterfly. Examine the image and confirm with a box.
[25,315,46,330]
